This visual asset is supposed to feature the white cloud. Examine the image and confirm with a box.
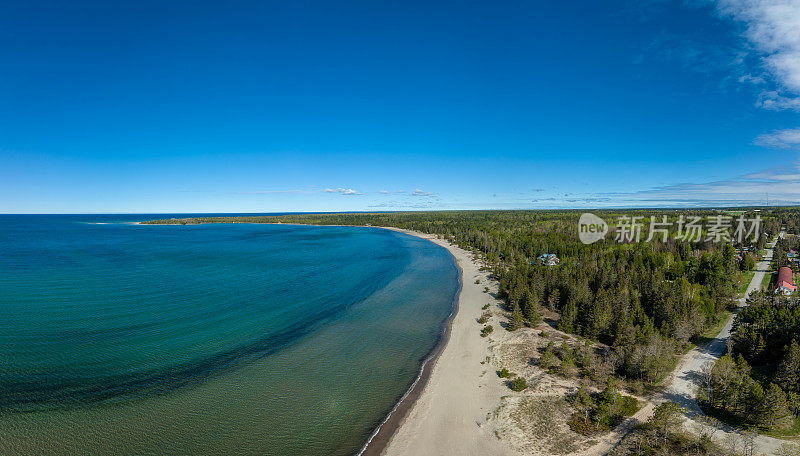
[754,127,800,148]
[716,0,800,108]
[323,188,363,195]
[236,190,315,194]
[378,190,391,194]
[411,189,436,197]
[593,163,800,206]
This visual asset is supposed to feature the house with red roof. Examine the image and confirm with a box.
[775,266,796,296]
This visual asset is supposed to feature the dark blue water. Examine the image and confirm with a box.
[0,215,458,455]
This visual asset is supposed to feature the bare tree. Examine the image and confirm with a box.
[698,361,714,403]
[741,430,758,456]
[723,432,740,456]
[776,443,800,456]
[694,414,720,452]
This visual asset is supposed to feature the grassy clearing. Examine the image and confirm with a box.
[763,415,800,438]
[739,270,755,295]
[694,310,732,346]
[761,271,774,291]
[505,396,582,455]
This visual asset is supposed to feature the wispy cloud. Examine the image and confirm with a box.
[411,188,436,197]
[368,201,436,209]
[643,30,747,79]
[715,0,800,109]
[237,187,364,196]
[758,91,800,110]
[324,188,363,195]
[754,127,800,148]
[597,163,800,206]
[236,189,316,195]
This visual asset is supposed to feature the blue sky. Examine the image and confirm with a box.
[2,0,800,213]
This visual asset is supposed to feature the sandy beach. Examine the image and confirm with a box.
[370,228,514,456]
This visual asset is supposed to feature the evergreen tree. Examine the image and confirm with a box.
[522,293,543,326]
[760,383,793,430]
[740,253,756,272]
[747,381,765,423]
[651,402,686,445]
[559,299,578,333]
[776,340,800,394]
[539,342,559,370]
[787,391,800,416]
[507,307,525,331]
[573,384,594,424]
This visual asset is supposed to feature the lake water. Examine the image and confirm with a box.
[0,215,458,455]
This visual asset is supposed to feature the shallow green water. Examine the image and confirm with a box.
[0,215,458,455]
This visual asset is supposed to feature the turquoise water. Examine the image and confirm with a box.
[0,215,458,455]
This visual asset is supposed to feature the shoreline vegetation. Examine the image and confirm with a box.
[144,210,800,456]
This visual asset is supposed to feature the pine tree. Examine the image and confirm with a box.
[539,341,559,370]
[547,288,561,310]
[754,335,767,360]
[522,291,543,326]
[760,383,793,430]
[710,355,738,409]
[573,384,594,425]
[736,354,752,377]
[507,307,524,331]
[747,381,765,423]
[651,402,686,445]
[776,340,800,394]
[559,299,578,333]
[787,391,800,416]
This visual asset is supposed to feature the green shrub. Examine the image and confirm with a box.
[510,377,528,391]
[558,357,578,378]
[498,368,510,378]
[618,395,639,417]
[538,342,559,370]
[481,325,494,337]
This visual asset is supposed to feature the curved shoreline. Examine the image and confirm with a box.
[357,227,463,456]
[138,220,474,455]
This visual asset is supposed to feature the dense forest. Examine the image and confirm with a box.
[145,209,784,390]
[700,293,800,432]
[697,211,800,434]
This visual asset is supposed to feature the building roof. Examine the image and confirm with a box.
[777,267,795,291]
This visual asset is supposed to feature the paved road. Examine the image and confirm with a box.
[665,234,779,413]
[589,233,792,456]
[658,232,794,456]
[661,232,788,455]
